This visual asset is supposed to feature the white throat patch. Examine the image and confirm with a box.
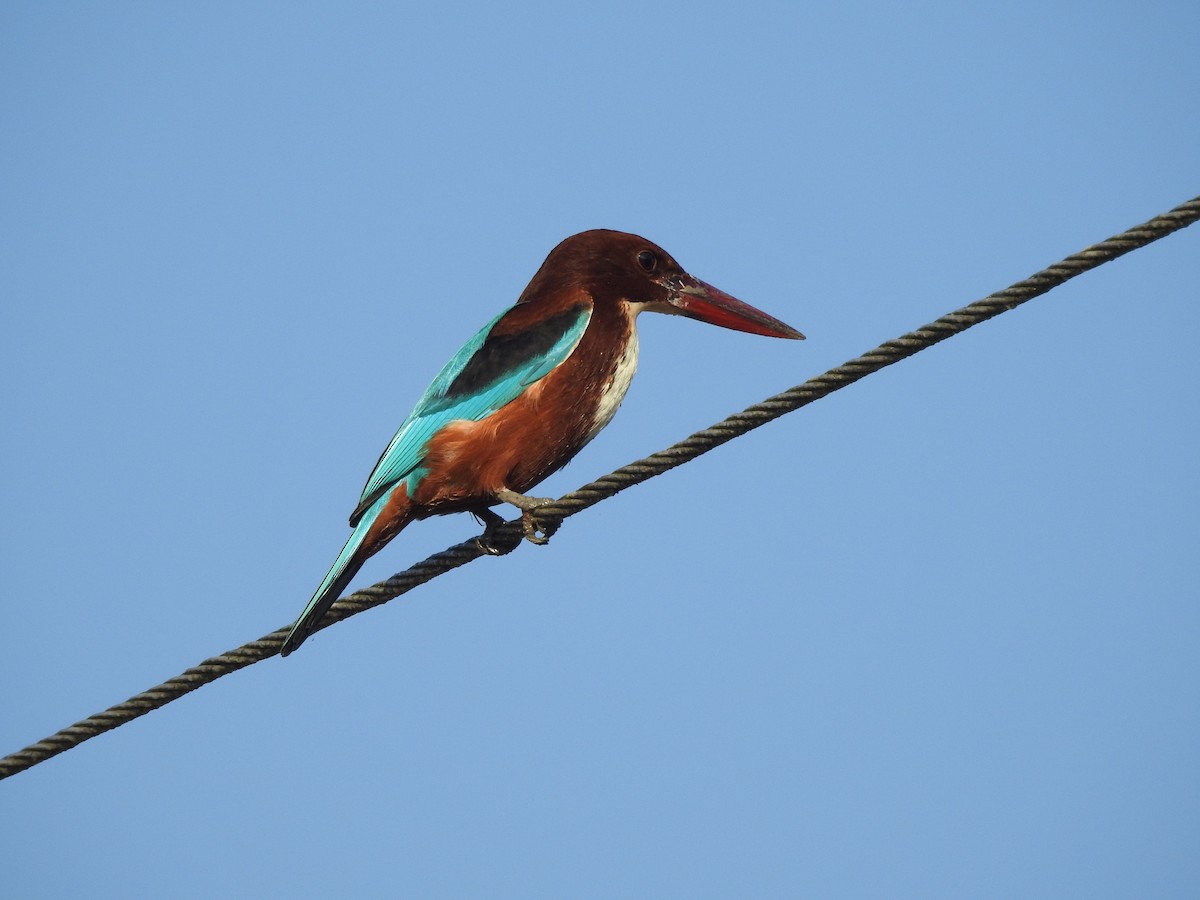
[586,309,641,442]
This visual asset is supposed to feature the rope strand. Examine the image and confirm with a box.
[2,195,1196,782]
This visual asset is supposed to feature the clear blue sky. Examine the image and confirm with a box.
[2,3,1197,897]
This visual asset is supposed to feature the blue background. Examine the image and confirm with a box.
[2,3,1197,897]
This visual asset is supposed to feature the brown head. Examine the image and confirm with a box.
[517,229,805,340]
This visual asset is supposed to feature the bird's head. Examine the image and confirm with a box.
[520,229,805,340]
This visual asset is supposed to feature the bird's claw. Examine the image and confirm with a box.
[520,507,556,545]
[472,508,519,556]
[511,495,558,545]
[472,499,557,553]
[475,530,518,556]
[492,490,559,547]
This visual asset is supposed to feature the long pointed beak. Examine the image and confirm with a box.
[668,275,805,340]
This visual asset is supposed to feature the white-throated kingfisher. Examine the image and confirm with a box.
[281,229,803,655]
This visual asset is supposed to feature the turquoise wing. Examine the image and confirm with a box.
[349,304,591,525]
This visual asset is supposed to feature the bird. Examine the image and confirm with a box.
[280,229,804,656]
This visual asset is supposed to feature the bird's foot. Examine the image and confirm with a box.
[472,508,519,556]
[519,506,555,545]
[494,489,560,546]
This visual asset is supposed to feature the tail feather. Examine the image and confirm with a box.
[281,491,394,656]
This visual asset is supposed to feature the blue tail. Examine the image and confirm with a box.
[281,492,391,656]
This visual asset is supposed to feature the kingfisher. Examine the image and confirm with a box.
[280,229,804,656]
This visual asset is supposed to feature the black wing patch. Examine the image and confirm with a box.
[444,306,587,401]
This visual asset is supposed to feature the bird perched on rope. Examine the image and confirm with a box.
[281,229,804,656]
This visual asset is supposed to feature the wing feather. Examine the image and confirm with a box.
[349,304,591,525]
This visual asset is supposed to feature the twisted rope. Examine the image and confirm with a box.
[3,195,1196,782]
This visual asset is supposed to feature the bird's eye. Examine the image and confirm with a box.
[636,250,657,272]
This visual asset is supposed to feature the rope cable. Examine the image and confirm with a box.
[2,195,1196,782]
